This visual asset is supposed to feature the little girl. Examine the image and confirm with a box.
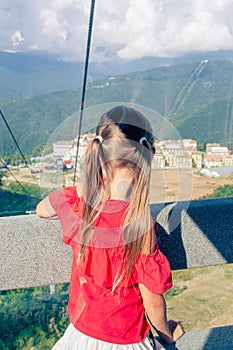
[37,105,184,349]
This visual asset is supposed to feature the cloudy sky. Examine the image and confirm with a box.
[1,0,233,61]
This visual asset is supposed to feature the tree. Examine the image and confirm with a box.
[0,169,7,187]
[199,184,233,199]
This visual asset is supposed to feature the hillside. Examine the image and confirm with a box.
[0,52,85,104]
[1,50,233,104]
[0,189,39,216]
[175,99,233,145]
[0,51,195,104]
[1,59,233,156]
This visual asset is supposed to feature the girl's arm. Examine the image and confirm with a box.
[36,196,57,219]
[139,283,184,344]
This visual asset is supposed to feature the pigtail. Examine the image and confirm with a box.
[122,141,155,277]
[80,137,105,258]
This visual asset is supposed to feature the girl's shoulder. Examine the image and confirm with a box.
[60,185,82,202]
[48,186,83,216]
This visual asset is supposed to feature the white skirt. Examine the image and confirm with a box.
[52,323,154,350]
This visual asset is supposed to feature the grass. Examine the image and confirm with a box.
[166,264,233,331]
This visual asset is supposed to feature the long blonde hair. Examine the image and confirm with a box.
[80,105,156,278]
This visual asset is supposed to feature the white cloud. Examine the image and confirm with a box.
[1,0,233,61]
[115,0,233,59]
[12,30,25,47]
[40,8,68,41]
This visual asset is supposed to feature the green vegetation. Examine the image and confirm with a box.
[1,60,233,156]
[199,184,233,199]
[0,285,69,350]
[0,57,233,346]
[167,264,233,331]
[32,144,53,157]
[0,182,41,216]
[0,90,81,157]
[175,98,233,146]
[165,285,188,298]
[0,169,7,186]
[3,180,41,197]
[1,264,232,348]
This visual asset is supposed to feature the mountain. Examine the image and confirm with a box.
[0,52,84,103]
[1,50,233,104]
[1,59,233,157]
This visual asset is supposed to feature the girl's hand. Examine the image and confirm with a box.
[167,320,185,342]
[155,320,185,344]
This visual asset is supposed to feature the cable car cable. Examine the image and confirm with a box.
[0,158,29,194]
[0,109,28,166]
[73,0,96,185]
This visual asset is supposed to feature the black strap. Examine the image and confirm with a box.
[148,329,157,349]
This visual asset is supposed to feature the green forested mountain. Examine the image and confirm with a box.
[1,59,233,156]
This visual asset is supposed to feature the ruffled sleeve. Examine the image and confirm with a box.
[49,186,83,246]
[135,247,172,295]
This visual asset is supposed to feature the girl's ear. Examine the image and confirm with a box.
[151,146,156,156]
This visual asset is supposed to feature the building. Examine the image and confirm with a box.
[183,139,197,151]
[222,155,233,166]
[204,143,233,168]
[175,154,192,168]
[191,151,203,169]
[206,143,221,153]
[152,153,165,169]
[53,134,96,167]
[157,140,193,169]
[53,141,74,159]
[205,154,223,168]
[206,143,230,156]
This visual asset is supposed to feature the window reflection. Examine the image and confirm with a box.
[1,27,233,217]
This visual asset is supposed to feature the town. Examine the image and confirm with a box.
[34,135,233,173]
